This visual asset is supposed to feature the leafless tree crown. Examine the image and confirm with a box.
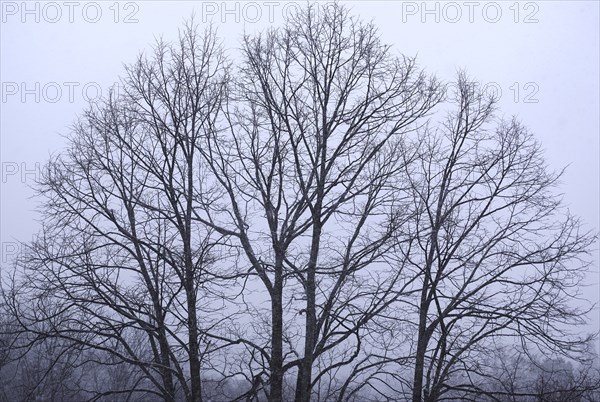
[1,4,597,402]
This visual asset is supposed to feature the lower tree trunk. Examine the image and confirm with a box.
[270,284,284,402]
[295,220,322,402]
[187,287,203,402]
[294,276,316,402]
[157,320,177,402]
[412,336,427,402]
[412,288,430,402]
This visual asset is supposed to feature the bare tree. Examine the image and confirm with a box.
[1,4,595,402]
[3,23,230,402]
[192,4,441,401]
[384,75,596,402]
[454,344,600,401]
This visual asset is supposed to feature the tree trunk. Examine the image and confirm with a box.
[187,285,202,402]
[270,273,284,402]
[294,222,322,402]
[156,313,177,402]
[294,276,316,402]
[412,288,430,402]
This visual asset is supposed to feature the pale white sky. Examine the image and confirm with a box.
[1,0,599,343]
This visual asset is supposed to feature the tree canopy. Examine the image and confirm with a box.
[1,3,597,402]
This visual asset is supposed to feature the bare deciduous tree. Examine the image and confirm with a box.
[386,75,596,402]
[1,4,596,402]
[3,23,230,402]
[452,344,600,401]
[196,4,441,401]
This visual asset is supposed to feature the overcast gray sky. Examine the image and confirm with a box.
[1,0,599,344]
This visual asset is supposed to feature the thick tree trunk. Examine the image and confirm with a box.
[185,152,202,401]
[294,219,322,402]
[294,276,316,402]
[156,311,177,402]
[187,286,203,402]
[270,274,284,402]
[412,288,430,402]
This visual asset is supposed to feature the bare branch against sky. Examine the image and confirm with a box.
[1,2,598,401]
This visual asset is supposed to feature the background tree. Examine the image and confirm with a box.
[460,344,600,401]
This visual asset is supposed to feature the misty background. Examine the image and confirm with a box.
[1,0,599,347]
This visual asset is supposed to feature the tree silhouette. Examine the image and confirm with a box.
[1,4,596,402]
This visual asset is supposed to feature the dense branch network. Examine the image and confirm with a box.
[0,4,597,402]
